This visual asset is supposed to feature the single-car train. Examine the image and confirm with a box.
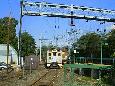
[46,49,68,68]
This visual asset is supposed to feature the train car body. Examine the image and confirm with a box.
[47,49,62,68]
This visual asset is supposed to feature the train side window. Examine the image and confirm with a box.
[53,52,56,56]
[49,53,51,56]
[58,53,61,56]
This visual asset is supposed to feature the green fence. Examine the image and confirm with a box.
[63,64,112,86]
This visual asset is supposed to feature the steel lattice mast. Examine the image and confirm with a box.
[19,0,115,64]
[21,1,115,22]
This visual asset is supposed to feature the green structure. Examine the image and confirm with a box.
[64,63,112,86]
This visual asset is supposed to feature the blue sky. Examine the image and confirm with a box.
[0,0,115,47]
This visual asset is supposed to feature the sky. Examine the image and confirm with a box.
[0,0,115,47]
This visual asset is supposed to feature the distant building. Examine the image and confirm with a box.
[0,44,18,66]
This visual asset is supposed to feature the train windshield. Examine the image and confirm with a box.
[53,52,56,56]
[49,53,51,56]
[58,53,61,56]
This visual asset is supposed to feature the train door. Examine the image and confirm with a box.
[52,52,57,62]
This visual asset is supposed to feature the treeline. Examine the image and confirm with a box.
[71,28,115,62]
[0,17,36,57]
[70,29,115,85]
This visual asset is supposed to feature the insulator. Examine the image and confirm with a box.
[70,18,75,26]
[70,11,75,26]
[71,11,74,15]
[86,20,88,22]
[100,23,102,24]
[97,29,99,31]
[58,25,59,29]
[55,25,56,28]
[104,29,106,32]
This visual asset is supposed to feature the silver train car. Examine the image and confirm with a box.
[46,49,63,68]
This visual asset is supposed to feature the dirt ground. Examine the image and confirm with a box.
[0,65,64,86]
[0,65,110,86]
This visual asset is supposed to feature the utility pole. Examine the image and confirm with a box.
[101,40,103,64]
[7,17,10,73]
[7,0,12,73]
[18,0,23,66]
[39,34,48,62]
[97,28,106,64]
[97,30,103,64]
[39,39,42,62]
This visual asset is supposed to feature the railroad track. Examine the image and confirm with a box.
[30,69,62,86]
[0,68,14,80]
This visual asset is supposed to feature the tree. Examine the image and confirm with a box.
[21,32,36,57]
[107,29,115,85]
[107,29,115,58]
[41,45,48,61]
[0,17,18,50]
[73,32,101,58]
[86,33,101,58]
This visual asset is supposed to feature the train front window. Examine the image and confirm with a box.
[49,53,51,56]
[58,53,61,56]
[53,52,56,56]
